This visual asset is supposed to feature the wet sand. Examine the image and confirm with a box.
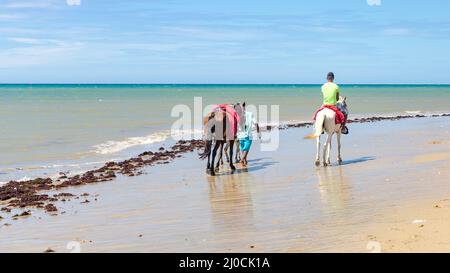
[0,116,449,252]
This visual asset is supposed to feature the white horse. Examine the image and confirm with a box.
[307,97,348,167]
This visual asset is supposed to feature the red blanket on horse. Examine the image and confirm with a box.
[212,104,240,136]
[313,105,345,124]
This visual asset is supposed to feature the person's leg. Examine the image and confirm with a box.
[239,138,245,161]
[242,151,248,166]
[242,138,252,166]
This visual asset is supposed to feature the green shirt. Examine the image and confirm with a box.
[321,82,340,105]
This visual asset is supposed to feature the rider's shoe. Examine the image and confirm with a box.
[341,126,349,135]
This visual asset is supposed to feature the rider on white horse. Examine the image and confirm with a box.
[320,72,348,134]
[308,72,349,166]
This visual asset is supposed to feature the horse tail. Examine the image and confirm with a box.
[304,111,325,139]
[199,140,212,160]
[199,113,215,160]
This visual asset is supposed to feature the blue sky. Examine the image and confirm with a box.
[1,0,450,83]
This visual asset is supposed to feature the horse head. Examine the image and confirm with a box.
[233,102,246,127]
[337,96,348,117]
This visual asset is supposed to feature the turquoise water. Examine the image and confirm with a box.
[0,84,449,182]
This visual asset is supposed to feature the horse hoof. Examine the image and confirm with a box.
[315,160,320,166]
[210,171,216,176]
[323,162,331,167]
[214,167,219,173]
[338,159,343,165]
[230,165,236,171]
[206,169,211,174]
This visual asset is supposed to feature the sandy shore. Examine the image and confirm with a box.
[0,116,449,252]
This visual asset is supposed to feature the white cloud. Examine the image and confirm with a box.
[66,0,81,6]
[383,28,411,36]
[0,13,25,21]
[0,40,84,68]
[7,37,68,45]
[160,26,267,41]
[2,1,53,9]
[8,37,42,44]
[367,0,381,6]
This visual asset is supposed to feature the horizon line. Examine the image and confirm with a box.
[1,83,450,85]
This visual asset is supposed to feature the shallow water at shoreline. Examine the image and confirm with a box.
[1,84,449,182]
[0,117,449,252]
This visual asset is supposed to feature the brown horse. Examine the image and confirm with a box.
[199,103,244,176]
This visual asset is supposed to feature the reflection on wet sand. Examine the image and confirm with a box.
[316,166,352,215]
[1,118,450,252]
[207,167,254,231]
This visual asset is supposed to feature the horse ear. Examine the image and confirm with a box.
[242,102,246,107]
[343,96,347,102]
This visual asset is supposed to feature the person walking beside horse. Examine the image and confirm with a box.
[237,102,260,167]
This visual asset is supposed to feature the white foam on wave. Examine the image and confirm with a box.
[0,176,32,185]
[17,176,32,182]
[92,129,203,155]
[405,110,422,114]
[0,160,120,173]
[0,159,124,184]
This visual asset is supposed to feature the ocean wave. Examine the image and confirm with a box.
[0,160,119,173]
[0,176,33,185]
[92,129,203,155]
[404,110,422,114]
[0,159,124,184]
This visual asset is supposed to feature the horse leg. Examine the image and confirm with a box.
[235,140,241,163]
[206,152,211,174]
[206,141,212,174]
[337,130,342,165]
[210,141,220,176]
[216,142,222,168]
[315,136,321,166]
[229,140,236,171]
[215,142,223,172]
[223,142,230,163]
[323,133,332,166]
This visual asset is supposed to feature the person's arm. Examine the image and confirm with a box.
[253,116,261,139]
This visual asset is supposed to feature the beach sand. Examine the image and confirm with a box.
[0,116,449,253]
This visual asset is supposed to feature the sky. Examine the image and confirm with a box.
[0,0,450,84]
